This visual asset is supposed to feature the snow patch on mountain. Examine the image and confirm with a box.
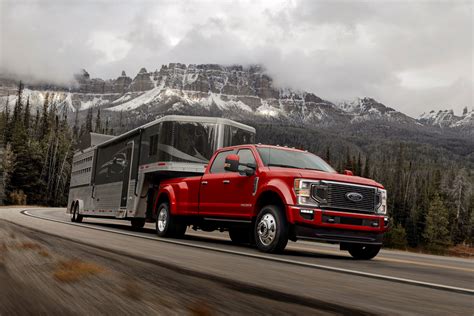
[418,109,474,129]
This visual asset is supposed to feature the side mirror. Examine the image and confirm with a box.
[244,168,255,176]
[344,169,354,176]
[224,154,240,172]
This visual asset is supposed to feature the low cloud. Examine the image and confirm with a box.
[0,0,472,116]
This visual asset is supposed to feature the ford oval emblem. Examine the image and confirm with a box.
[346,192,363,202]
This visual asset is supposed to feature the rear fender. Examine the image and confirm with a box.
[155,185,177,216]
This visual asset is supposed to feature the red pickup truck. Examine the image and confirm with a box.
[154,144,388,259]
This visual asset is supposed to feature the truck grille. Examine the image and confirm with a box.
[312,181,377,213]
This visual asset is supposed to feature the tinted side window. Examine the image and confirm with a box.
[223,125,255,146]
[237,149,256,172]
[210,150,234,174]
[149,134,158,156]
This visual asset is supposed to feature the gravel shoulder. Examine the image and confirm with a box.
[0,220,340,315]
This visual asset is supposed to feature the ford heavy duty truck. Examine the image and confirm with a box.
[155,144,388,259]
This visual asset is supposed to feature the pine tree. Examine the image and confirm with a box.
[462,106,468,115]
[86,107,93,133]
[356,153,362,176]
[325,146,331,164]
[423,192,451,253]
[24,96,30,134]
[40,93,50,140]
[345,148,352,171]
[363,155,370,178]
[95,108,101,133]
[72,109,79,138]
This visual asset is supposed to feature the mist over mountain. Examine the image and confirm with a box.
[0,63,472,136]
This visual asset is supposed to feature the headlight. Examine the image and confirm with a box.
[376,188,387,214]
[294,179,319,206]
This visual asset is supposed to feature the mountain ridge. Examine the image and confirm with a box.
[0,63,472,133]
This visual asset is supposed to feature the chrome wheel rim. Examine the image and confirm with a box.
[257,213,277,246]
[157,208,168,232]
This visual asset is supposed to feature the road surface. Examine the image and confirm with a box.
[1,207,473,315]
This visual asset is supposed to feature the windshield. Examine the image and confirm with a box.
[257,147,336,173]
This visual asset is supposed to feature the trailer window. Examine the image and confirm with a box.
[224,125,255,146]
[159,121,217,163]
[149,134,158,156]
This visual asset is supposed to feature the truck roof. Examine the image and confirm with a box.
[221,144,307,152]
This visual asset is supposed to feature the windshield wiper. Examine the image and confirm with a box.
[267,163,300,169]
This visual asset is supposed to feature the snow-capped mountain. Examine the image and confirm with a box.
[0,63,471,134]
[336,97,416,125]
[418,109,474,130]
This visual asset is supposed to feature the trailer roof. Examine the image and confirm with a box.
[96,115,256,149]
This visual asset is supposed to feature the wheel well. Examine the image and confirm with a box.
[255,191,285,214]
[155,193,170,215]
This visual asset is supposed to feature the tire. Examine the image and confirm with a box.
[229,227,253,244]
[131,218,146,229]
[71,203,83,223]
[254,205,288,253]
[347,244,381,260]
[155,202,186,238]
[71,203,77,222]
[75,206,83,223]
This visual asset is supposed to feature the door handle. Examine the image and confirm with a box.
[201,181,208,185]
[223,180,230,184]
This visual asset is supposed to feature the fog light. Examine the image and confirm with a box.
[300,209,314,220]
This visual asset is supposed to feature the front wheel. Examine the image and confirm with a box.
[155,202,186,238]
[254,205,288,253]
[347,244,381,260]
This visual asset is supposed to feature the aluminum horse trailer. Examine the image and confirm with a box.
[67,115,256,227]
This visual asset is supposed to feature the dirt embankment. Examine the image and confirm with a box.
[0,220,330,315]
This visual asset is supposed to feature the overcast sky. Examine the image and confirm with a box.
[0,0,472,117]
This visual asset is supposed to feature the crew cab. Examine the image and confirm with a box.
[155,144,389,259]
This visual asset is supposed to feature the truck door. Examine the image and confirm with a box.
[199,149,256,218]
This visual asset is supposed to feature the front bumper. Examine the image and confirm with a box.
[287,206,388,245]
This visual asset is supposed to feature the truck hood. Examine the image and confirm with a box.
[296,170,383,188]
[264,167,383,188]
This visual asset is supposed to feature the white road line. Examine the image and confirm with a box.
[22,209,474,295]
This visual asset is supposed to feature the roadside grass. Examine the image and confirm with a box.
[0,242,7,264]
[122,280,142,301]
[15,241,43,251]
[38,250,50,257]
[53,259,104,283]
[188,301,213,316]
[447,244,474,258]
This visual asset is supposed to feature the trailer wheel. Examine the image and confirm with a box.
[72,203,83,223]
[71,203,77,222]
[229,228,253,245]
[155,202,186,238]
[254,205,288,253]
[347,244,381,260]
[131,218,146,230]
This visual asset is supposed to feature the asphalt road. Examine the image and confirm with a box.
[1,207,473,315]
